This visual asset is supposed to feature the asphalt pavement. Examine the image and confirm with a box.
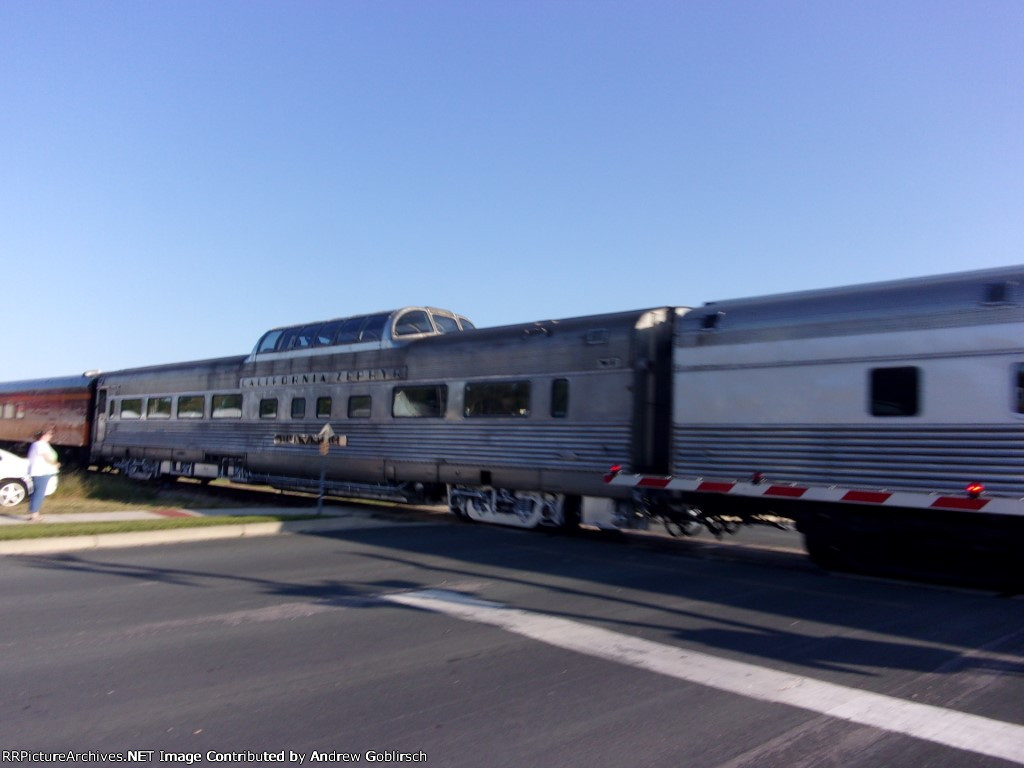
[3,511,1020,766]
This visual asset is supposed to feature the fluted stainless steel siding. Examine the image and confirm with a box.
[673,424,1024,496]
[104,419,631,478]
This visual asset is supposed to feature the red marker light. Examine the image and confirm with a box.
[966,483,985,499]
[598,466,622,483]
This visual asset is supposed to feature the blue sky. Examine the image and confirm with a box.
[2,1,1022,380]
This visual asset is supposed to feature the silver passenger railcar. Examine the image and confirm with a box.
[607,265,1024,569]
[91,305,677,529]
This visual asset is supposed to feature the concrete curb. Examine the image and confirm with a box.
[0,515,422,556]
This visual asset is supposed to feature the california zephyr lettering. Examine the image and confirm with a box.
[240,367,406,388]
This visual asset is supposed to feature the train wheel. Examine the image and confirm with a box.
[448,496,474,523]
[0,479,28,507]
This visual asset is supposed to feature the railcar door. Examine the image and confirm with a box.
[631,309,674,474]
[93,388,108,446]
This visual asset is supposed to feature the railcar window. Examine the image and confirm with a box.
[551,379,569,418]
[121,399,143,419]
[212,394,242,419]
[335,317,364,343]
[306,326,322,345]
[274,328,296,351]
[177,395,205,419]
[394,310,433,337]
[291,398,306,419]
[393,385,447,418]
[298,325,321,348]
[147,397,172,419]
[361,314,387,341]
[348,395,371,418]
[1,404,13,419]
[260,398,278,419]
[256,330,283,354]
[315,321,342,346]
[109,400,116,417]
[870,367,920,416]
[1015,365,1024,413]
[316,397,332,418]
[464,381,531,417]
[281,325,319,351]
[433,314,459,334]
[333,319,358,342]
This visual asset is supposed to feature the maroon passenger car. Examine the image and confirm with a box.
[0,375,97,464]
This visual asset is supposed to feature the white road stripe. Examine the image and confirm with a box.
[384,589,1024,765]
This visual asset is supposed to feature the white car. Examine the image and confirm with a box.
[0,448,58,507]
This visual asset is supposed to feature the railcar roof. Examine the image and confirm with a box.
[683,264,1024,332]
[258,307,460,333]
[0,374,97,394]
[248,306,475,361]
[98,356,249,380]
[408,306,677,347]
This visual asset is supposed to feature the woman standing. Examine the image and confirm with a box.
[27,429,60,521]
